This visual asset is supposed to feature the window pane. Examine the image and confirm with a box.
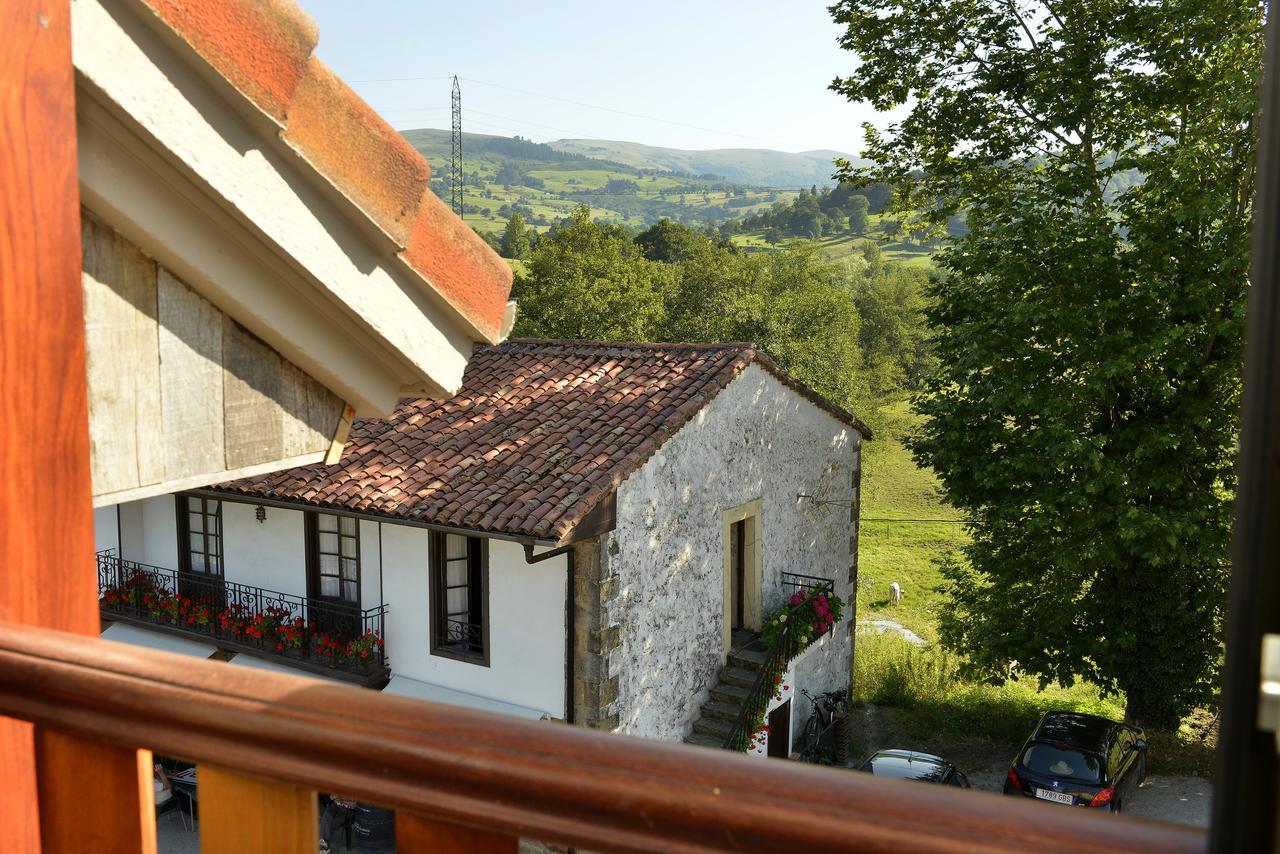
[446,561,467,587]
[447,586,469,616]
[321,575,339,597]
[342,580,358,602]
[189,512,204,533]
[446,534,468,561]
[319,532,339,555]
[340,537,358,559]
[208,500,221,516]
[190,551,206,573]
[317,513,337,533]
[339,515,357,536]
[319,553,339,577]
[341,557,358,583]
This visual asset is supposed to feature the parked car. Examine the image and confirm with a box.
[1003,712,1147,812]
[857,749,971,788]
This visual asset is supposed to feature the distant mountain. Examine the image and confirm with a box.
[547,139,866,188]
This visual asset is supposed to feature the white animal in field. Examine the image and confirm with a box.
[889,582,904,604]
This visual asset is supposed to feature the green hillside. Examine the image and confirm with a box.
[401,128,937,269]
[402,128,796,236]
[547,138,868,188]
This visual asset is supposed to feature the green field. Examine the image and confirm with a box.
[857,402,966,642]
[731,213,936,267]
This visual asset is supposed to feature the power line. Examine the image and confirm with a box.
[461,77,801,148]
[350,73,808,149]
[350,75,454,83]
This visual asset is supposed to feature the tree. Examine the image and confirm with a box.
[847,196,870,235]
[636,219,702,263]
[831,0,1261,725]
[511,206,672,341]
[500,214,532,261]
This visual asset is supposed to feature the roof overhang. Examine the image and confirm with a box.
[71,0,512,417]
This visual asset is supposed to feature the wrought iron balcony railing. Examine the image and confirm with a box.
[96,551,388,686]
[780,571,835,604]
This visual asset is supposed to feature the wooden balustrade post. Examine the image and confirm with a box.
[199,766,317,854]
[0,2,150,851]
[397,812,517,853]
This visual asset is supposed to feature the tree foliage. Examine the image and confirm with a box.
[512,207,931,426]
[500,213,533,261]
[830,0,1261,725]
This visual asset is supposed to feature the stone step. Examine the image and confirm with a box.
[720,665,760,690]
[683,732,726,749]
[701,699,743,723]
[710,683,750,705]
[693,715,735,740]
[728,647,769,670]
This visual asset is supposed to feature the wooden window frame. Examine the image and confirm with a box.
[304,511,361,610]
[175,494,224,577]
[429,531,490,667]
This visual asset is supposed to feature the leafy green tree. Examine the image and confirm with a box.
[511,206,672,341]
[847,196,870,235]
[636,219,703,263]
[500,214,532,260]
[831,0,1261,725]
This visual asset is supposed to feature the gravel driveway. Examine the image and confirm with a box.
[854,703,1212,828]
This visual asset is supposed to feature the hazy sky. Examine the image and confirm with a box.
[296,1,886,154]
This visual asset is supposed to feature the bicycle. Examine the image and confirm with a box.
[797,687,850,764]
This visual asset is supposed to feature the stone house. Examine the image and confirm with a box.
[95,339,868,755]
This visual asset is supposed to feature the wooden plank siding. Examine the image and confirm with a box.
[80,211,348,505]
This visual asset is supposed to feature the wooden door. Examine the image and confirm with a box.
[731,519,746,631]
[767,700,791,758]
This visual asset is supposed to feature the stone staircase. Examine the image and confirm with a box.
[684,630,769,749]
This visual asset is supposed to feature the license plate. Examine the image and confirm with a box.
[1034,788,1074,805]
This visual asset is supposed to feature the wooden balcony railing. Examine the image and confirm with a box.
[97,552,388,686]
[0,620,1205,853]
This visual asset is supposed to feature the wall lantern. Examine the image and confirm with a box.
[255,505,267,524]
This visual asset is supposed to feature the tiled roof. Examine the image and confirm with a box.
[135,0,512,341]
[216,340,870,544]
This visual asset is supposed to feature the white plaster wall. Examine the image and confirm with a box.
[379,528,567,718]
[93,505,119,554]
[220,502,307,598]
[117,493,178,569]
[606,364,858,741]
[360,519,383,610]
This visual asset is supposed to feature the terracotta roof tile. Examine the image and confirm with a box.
[136,0,512,342]
[140,0,317,123]
[216,340,869,544]
[281,57,430,246]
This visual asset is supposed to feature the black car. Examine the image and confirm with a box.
[1003,712,1147,812]
[858,749,971,788]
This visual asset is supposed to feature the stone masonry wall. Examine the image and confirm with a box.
[604,363,861,743]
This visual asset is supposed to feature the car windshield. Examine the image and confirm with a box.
[1019,743,1103,784]
[865,755,949,782]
